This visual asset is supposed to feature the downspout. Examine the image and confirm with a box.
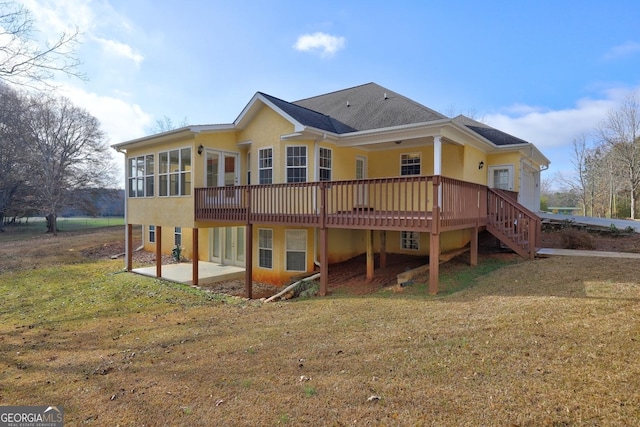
[313,138,321,268]
[116,147,128,269]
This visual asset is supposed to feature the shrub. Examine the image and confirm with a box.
[559,229,595,250]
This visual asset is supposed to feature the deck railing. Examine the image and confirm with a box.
[486,188,541,258]
[195,175,496,233]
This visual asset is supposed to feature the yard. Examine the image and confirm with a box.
[0,225,638,425]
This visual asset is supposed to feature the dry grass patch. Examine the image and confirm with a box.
[0,229,639,425]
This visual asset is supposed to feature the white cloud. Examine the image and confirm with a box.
[603,41,640,60]
[93,37,144,65]
[484,94,625,150]
[57,82,152,145]
[293,32,345,58]
[21,0,143,64]
[21,0,95,37]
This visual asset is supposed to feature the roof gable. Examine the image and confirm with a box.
[293,82,448,132]
[258,92,356,134]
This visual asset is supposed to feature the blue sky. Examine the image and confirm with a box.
[19,0,640,186]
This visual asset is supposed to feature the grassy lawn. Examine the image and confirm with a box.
[0,228,638,426]
[0,217,124,242]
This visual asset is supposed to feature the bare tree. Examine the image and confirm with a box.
[561,135,598,215]
[0,1,84,87]
[151,115,189,134]
[24,95,115,234]
[595,92,640,218]
[0,83,29,230]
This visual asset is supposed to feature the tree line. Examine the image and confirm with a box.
[0,83,117,233]
[546,92,640,219]
[0,1,116,234]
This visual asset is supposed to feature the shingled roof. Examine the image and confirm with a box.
[292,83,447,132]
[259,83,533,148]
[453,115,529,147]
[259,92,357,134]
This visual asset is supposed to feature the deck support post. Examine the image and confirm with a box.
[192,228,199,286]
[245,224,253,299]
[379,230,387,268]
[319,227,328,296]
[126,223,133,272]
[470,227,478,266]
[366,229,374,281]
[429,233,440,294]
[155,225,162,278]
[430,176,441,294]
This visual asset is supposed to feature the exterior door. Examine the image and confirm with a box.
[206,150,243,265]
[520,164,539,212]
[210,226,245,266]
[355,156,368,206]
[205,150,239,199]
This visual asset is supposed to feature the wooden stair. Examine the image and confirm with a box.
[486,189,541,259]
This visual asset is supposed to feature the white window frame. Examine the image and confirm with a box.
[159,147,192,197]
[488,164,514,191]
[148,225,155,243]
[319,147,332,181]
[286,145,307,183]
[401,231,420,251]
[400,153,421,176]
[127,154,154,197]
[258,147,273,184]
[258,228,273,269]
[285,229,307,272]
[174,227,182,246]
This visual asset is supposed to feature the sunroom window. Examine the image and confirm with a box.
[128,154,154,197]
[159,148,191,196]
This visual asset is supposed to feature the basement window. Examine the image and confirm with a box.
[401,231,419,250]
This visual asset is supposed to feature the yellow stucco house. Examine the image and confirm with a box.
[113,83,549,296]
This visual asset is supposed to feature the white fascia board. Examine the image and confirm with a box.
[111,124,234,152]
[337,119,450,146]
[280,128,340,142]
[448,121,549,166]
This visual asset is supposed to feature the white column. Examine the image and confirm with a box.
[434,135,442,209]
[433,135,442,175]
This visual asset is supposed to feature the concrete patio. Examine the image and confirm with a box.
[133,261,245,285]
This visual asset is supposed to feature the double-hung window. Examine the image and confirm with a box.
[286,146,307,183]
[285,230,306,271]
[128,154,154,197]
[149,225,156,243]
[258,229,273,269]
[319,147,332,181]
[400,153,421,176]
[159,148,191,196]
[258,148,273,184]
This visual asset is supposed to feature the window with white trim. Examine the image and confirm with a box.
[258,229,273,269]
[319,147,332,181]
[159,148,191,196]
[401,231,419,250]
[128,154,154,197]
[149,225,155,243]
[258,148,273,184]
[286,146,307,183]
[285,229,306,271]
[174,227,182,246]
[400,153,421,176]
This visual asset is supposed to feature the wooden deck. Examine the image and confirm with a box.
[161,175,539,297]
